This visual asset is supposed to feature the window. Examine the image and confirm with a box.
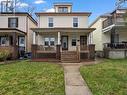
[0,37,7,46]
[73,18,78,27]
[72,39,76,46]
[58,7,68,13]
[72,36,77,46]
[48,18,53,27]
[44,38,50,46]
[44,37,55,46]
[50,38,55,46]
[8,18,18,28]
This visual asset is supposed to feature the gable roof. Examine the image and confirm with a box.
[89,15,110,28]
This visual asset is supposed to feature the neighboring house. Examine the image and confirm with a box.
[0,12,37,59]
[90,9,127,59]
[32,3,95,62]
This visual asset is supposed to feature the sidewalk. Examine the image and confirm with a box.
[63,64,92,95]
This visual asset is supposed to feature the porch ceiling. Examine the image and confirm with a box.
[0,28,26,35]
[31,28,96,34]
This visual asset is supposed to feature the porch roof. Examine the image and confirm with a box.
[0,28,26,35]
[103,25,127,33]
[31,28,96,33]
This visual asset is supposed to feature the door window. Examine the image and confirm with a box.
[80,36,87,45]
[62,36,68,50]
[19,37,25,47]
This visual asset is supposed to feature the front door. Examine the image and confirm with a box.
[61,36,68,50]
[18,36,25,58]
[80,36,87,50]
[18,36,25,47]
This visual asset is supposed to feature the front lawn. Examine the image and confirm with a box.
[80,59,127,95]
[0,61,65,95]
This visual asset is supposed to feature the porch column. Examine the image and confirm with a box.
[56,32,61,60]
[12,32,18,59]
[58,32,61,45]
[33,32,36,44]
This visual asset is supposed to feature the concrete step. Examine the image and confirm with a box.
[61,51,79,63]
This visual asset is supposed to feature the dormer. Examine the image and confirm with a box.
[54,3,72,13]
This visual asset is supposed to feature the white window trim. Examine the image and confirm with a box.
[48,17,54,28]
[73,17,79,28]
[44,36,55,46]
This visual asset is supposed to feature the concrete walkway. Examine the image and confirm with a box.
[63,64,93,95]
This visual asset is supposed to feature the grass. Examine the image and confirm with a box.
[80,59,127,95]
[0,61,65,95]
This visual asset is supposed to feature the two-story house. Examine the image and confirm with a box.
[90,9,127,59]
[0,12,37,59]
[32,3,95,62]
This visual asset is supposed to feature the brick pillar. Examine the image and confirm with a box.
[31,44,38,59]
[88,44,95,60]
[56,45,61,60]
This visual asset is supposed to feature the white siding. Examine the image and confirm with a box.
[39,16,88,28]
[0,16,27,32]
[90,17,110,51]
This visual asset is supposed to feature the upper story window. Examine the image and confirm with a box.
[58,7,68,13]
[8,18,18,28]
[48,18,53,27]
[73,18,78,27]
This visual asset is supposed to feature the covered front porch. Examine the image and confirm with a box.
[0,28,26,59]
[103,26,127,59]
[31,28,95,62]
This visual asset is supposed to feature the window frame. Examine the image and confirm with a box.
[8,17,18,28]
[73,17,78,27]
[0,36,7,46]
[44,37,55,46]
[48,17,54,28]
[71,36,77,46]
[58,7,68,13]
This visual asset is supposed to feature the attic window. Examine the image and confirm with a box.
[58,7,68,13]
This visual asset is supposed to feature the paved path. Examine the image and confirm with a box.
[63,64,93,95]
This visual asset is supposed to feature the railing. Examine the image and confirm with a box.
[104,42,127,49]
[102,17,127,29]
[36,45,56,52]
[31,44,60,59]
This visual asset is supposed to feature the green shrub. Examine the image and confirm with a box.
[0,49,11,61]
